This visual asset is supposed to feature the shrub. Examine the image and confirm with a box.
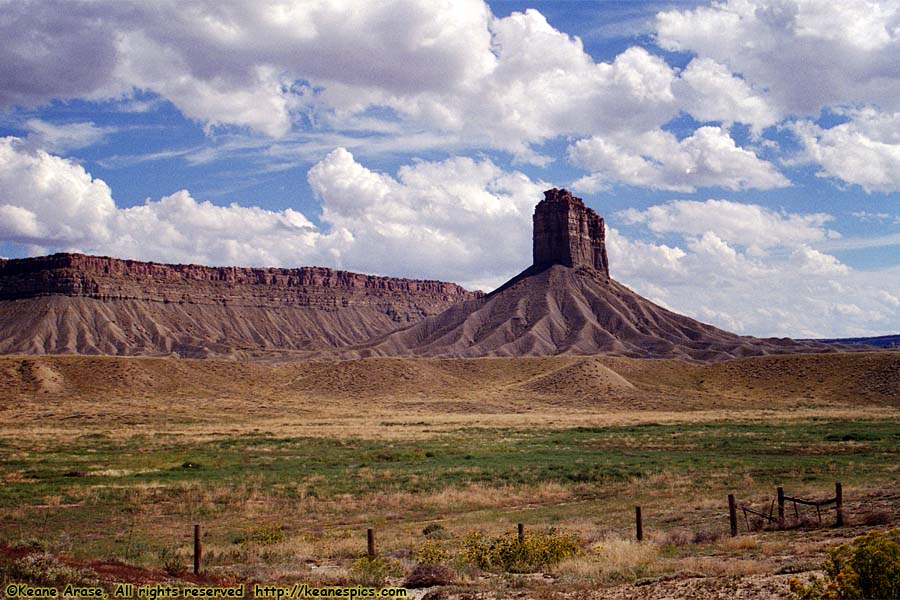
[859,510,892,527]
[691,529,722,544]
[422,523,448,539]
[460,528,581,573]
[416,540,449,565]
[158,547,186,577]
[659,528,721,546]
[233,524,286,547]
[404,564,454,588]
[660,529,692,547]
[350,556,401,588]
[585,537,660,584]
[0,554,99,587]
[790,529,900,599]
[9,539,46,552]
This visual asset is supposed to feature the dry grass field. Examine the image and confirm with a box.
[0,352,898,598]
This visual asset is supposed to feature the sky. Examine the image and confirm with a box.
[1,0,899,339]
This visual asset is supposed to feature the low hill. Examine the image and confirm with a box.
[1,353,897,419]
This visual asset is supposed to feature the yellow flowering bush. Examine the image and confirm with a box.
[415,539,450,565]
[460,527,581,573]
[790,529,900,599]
[350,555,402,587]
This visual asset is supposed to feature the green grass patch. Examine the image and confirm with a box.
[1,418,898,565]
[2,420,899,504]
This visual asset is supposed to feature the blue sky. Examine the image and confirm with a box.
[1,0,899,338]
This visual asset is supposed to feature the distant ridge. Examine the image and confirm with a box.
[811,334,900,348]
[0,253,480,357]
[342,189,860,362]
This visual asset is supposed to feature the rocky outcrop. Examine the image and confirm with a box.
[533,188,608,277]
[343,188,864,362]
[0,254,481,356]
[0,253,478,314]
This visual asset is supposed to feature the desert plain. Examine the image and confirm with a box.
[1,351,897,599]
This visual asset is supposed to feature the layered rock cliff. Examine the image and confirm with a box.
[0,254,481,357]
[533,188,609,276]
[0,253,477,312]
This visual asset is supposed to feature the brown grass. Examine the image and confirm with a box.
[1,353,898,443]
[1,352,899,599]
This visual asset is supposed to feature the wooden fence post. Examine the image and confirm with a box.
[777,486,785,526]
[367,528,375,558]
[517,523,525,544]
[728,494,738,537]
[193,524,201,576]
[635,506,643,542]
[835,482,843,527]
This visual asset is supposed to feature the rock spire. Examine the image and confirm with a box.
[532,188,609,277]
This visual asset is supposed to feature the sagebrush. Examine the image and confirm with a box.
[790,529,900,599]
[460,528,581,573]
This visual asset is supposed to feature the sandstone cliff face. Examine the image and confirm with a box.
[0,254,481,356]
[533,188,609,277]
[0,253,477,313]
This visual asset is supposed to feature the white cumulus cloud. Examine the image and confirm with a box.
[3,0,899,200]
[0,137,546,288]
[1,0,496,138]
[382,15,680,162]
[0,0,778,169]
[308,147,547,285]
[569,127,789,192]
[657,0,900,117]
[0,137,116,247]
[617,199,835,250]
[675,58,780,135]
[611,200,897,338]
[790,108,900,193]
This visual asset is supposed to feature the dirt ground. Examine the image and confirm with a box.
[0,353,897,599]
